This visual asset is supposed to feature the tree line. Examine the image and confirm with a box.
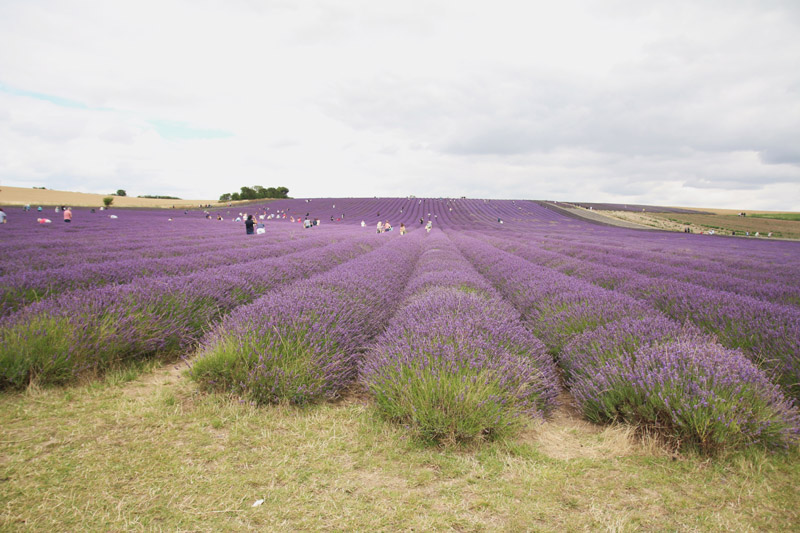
[219,186,289,202]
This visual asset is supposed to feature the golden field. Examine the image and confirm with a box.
[0,185,216,208]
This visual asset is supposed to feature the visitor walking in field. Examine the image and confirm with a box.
[63,207,72,223]
[0,208,7,224]
[245,214,255,235]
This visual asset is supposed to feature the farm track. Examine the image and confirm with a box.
[538,201,658,230]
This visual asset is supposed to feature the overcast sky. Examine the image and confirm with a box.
[1,0,799,209]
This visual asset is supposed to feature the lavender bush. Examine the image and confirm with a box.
[571,340,800,452]
[362,288,559,443]
[560,315,701,381]
[362,233,559,443]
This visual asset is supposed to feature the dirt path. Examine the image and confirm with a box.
[540,202,658,230]
[601,210,702,232]
[526,391,665,460]
[122,358,192,400]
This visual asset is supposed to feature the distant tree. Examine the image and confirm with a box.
[239,186,257,200]
[218,185,290,201]
[103,196,114,207]
[116,189,127,197]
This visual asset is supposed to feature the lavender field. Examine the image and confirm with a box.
[2,197,799,453]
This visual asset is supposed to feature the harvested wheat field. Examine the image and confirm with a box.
[0,185,215,208]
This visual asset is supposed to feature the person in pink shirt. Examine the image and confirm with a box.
[63,207,73,223]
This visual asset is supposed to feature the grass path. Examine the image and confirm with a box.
[2,361,799,531]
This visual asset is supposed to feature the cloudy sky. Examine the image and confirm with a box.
[1,0,799,209]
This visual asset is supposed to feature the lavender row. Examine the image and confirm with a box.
[565,233,799,288]
[0,207,304,273]
[451,233,652,352]
[450,232,799,451]
[189,232,424,405]
[530,235,800,307]
[473,231,800,402]
[361,232,560,443]
[0,230,284,276]
[0,229,341,316]
[0,233,381,389]
[473,228,800,306]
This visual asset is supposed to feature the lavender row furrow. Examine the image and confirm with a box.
[473,231,800,402]
[0,231,292,276]
[471,230,800,308]
[0,207,309,275]
[0,229,338,316]
[527,234,800,306]
[539,234,800,285]
[189,232,424,405]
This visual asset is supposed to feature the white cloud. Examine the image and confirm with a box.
[0,0,798,209]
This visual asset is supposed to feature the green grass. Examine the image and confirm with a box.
[749,213,800,221]
[368,363,529,444]
[654,213,800,239]
[191,321,340,405]
[1,365,799,531]
[0,316,79,388]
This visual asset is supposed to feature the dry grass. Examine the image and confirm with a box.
[1,363,799,531]
[684,207,798,216]
[527,392,671,461]
[652,213,800,239]
[595,210,800,240]
[602,210,699,232]
[0,185,215,208]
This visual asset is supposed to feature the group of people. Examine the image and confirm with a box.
[687,226,775,238]
[363,218,432,234]
[244,214,267,234]
[2,205,72,225]
[374,220,409,235]
[242,211,327,234]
